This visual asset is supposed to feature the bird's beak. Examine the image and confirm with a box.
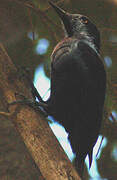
[49,1,67,20]
[49,1,72,36]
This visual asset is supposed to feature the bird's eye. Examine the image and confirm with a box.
[80,17,89,24]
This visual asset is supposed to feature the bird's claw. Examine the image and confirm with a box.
[8,94,48,118]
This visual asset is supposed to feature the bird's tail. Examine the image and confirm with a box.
[74,155,85,178]
[88,149,93,169]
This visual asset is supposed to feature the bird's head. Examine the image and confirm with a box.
[49,1,100,51]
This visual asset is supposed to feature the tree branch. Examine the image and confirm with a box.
[0,43,81,180]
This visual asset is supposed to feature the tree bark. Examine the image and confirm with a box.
[0,44,81,180]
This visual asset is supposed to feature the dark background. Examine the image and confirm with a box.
[0,0,117,179]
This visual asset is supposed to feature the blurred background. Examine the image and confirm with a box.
[0,0,117,179]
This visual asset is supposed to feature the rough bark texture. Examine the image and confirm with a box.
[0,43,81,180]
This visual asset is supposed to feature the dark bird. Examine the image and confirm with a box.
[25,1,106,177]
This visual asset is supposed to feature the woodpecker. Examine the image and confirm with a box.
[41,1,106,176]
[14,1,106,177]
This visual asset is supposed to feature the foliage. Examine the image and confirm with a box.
[0,0,117,179]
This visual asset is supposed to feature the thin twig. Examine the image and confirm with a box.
[12,0,62,42]
[27,8,35,41]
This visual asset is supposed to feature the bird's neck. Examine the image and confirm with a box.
[81,37,99,56]
[74,32,100,54]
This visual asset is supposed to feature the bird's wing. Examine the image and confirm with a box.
[50,40,106,168]
[51,39,105,75]
[51,40,106,95]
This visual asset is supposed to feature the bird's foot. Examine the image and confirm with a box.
[9,93,48,117]
[0,67,48,118]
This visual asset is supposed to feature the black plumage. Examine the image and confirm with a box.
[38,2,106,177]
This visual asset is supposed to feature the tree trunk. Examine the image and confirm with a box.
[0,44,81,180]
